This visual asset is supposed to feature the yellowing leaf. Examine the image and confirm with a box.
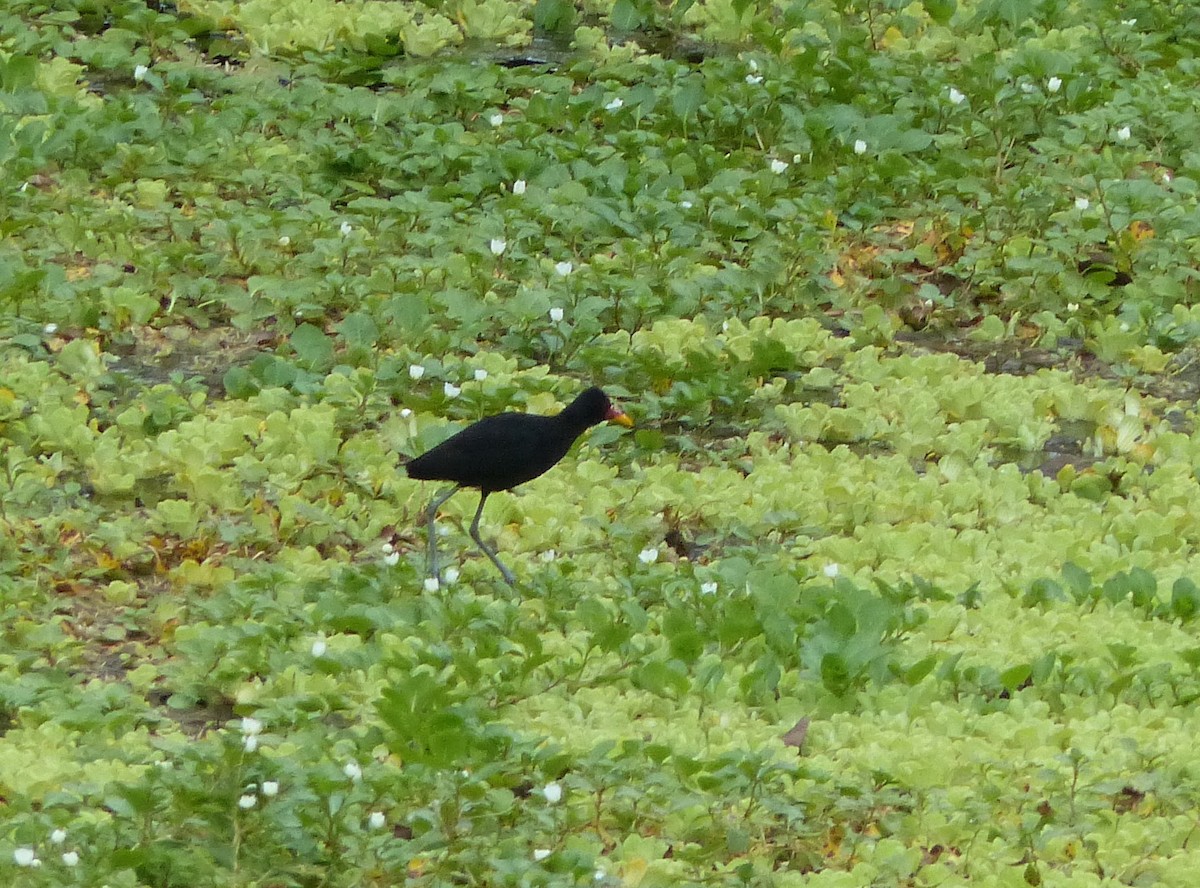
[619,857,648,886]
[881,25,907,49]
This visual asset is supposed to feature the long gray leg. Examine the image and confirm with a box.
[425,485,459,583]
[468,492,516,586]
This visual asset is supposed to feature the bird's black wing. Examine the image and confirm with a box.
[406,413,575,491]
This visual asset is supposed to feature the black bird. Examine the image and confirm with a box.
[406,387,633,585]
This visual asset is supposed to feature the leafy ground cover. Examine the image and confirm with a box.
[4,0,1200,884]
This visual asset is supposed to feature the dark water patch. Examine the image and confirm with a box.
[106,325,275,391]
[896,330,1197,434]
[995,418,1099,477]
[897,329,1077,377]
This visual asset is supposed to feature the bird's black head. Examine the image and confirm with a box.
[568,387,634,428]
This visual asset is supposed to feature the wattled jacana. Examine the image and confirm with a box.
[406,387,633,584]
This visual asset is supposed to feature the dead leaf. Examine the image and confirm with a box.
[782,717,809,750]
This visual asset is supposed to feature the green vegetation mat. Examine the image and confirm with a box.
[3,0,1200,884]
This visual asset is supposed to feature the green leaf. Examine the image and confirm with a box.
[924,0,956,24]
[1061,562,1093,599]
[1030,652,1056,684]
[672,78,705,122]
[610,0,646,29]
[377,676,486,766]
[903,654,938,686]
[0,53,37,91]
[726,826,751,854]
[663,609,704,663]
[222,366,259,399]
[717,599,760,646]
[336,311,379,348]
[1171,578,1200,622]
[1106,643,1138,669]
[632,658,690,697]
[291,324,334,370]
[533,0,576,31]
[1000,662,1031,692]
[576,598,610,634]
[1125,567,1157,610]
[820,652,851,696]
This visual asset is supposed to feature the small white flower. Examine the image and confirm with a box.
[339,221,353,236]
[368,811,386,829]
[745,74,763,85]
[490,238,507,256]
[554,261,574,277]
[770,159,789,174]
[1067,302,1079,313]
[474,368,488,382]
[444,382,461,398]
[639,547,659,565]
[278,235,291,246]
[605,97,624,111]
[512,179,526,195]
[595,869,606,881]
[261,781,280,797]
[382,542,394,553]
[748,59,759,72]
[238,794,257,809]
[549,307,564,323]
[242,717,263,736]
[533,849,552,861]
[1047,76,1062,93]
[853,139,867,155]
[44,323,58,335]
[1074,197,1090,211]
[424,577,440,593]
[133,64,149,82]
[1163,171,1172,184]
[1020,81,1037,94]
[542,781,563,803]
[1115,126,1131,142]
[540,550,557,563]
[311,637,328,657]
[1121,18,1136,25]
[948,87,966,105]
[400,407,413,418]
[344,762,363,782]
[700,581,718,596]
[13,847,37,867]
[444,566,460,584]
[409,364,425,380]
[823,563,840,578]
[50,829,67,845]
[7,851,38,870]
[489,113,504,126]
[243,734,258,752]
[62,851,80,867]
[680,200,693,209]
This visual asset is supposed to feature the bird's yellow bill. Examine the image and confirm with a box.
[607,407,634,428]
